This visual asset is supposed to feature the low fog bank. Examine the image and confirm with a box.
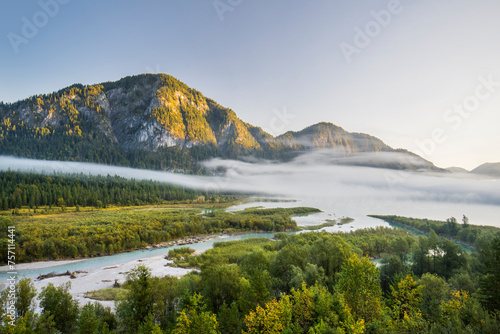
[0,156,212,190]
[202,152,500,225]
[290,149,435,169]
[203,151,500,205]
[1,154,499,226]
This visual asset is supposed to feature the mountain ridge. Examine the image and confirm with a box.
[0,73,443,172]
[470,162,500,178]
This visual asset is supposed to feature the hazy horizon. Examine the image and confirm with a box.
[1,155,498,227]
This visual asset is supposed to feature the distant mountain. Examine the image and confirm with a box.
[446,167,469,173]
[276,122,389,152]
[471,163,500,178]
[0,73,443,172]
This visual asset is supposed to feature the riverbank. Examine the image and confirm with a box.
[3,204,308,265]
[32,252,194,311]
[369,214,500,251]
[0,233,234,272]
[3,232,280,312]
[0,259,85,272]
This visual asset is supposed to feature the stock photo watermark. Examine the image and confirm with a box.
[5,225,17,326]
[415,74,499,158]
[7,0,70,54]
[145,64,162,74]
[340,0,406,64]
[213,0,244,22]
[385,74,499,186]
[262,107,296,137]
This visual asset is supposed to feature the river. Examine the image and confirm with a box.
[0,232,278,282]
[1,155,499,301]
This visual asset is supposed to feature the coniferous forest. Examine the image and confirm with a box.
[0,172,324,264]
[0,171,216,211]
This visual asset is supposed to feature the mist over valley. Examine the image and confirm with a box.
[1,153,498,228]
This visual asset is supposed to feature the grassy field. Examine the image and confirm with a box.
[1,200,234,217]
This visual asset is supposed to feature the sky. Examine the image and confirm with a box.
[1,0,499,170]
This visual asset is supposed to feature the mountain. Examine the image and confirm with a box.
[276,122,388,152]
[446,167,469,173]
[471,163,500,178]
[0,73,442,172]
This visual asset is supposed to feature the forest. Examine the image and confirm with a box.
[0,124,220,173]
[0,171,499,332]
[0,171,218,212]
[370,215,498,249]
[1,226,499,333]
[0,78,192,172]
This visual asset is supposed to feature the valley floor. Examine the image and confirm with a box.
[33,252,193,312]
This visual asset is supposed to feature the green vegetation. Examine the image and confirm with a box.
[336,226,415,258]
[0,202,314,264]
[0,73,440,172]
[0,171,229,212]
[235,207,321,216]
[84,288,129,301]
[3,228,499,333]
[339,217,354,225]
[0,74,264,172]
[370,214,498,248]
[167,247,196,260]
[301,222,335,231]
[302,217,355,231]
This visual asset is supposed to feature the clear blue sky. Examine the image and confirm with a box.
[1,0,499,169]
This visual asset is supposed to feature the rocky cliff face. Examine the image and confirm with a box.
[0,73,443,171]
[2,74,260,153]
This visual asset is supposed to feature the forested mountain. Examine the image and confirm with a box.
[0,73,442,172]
